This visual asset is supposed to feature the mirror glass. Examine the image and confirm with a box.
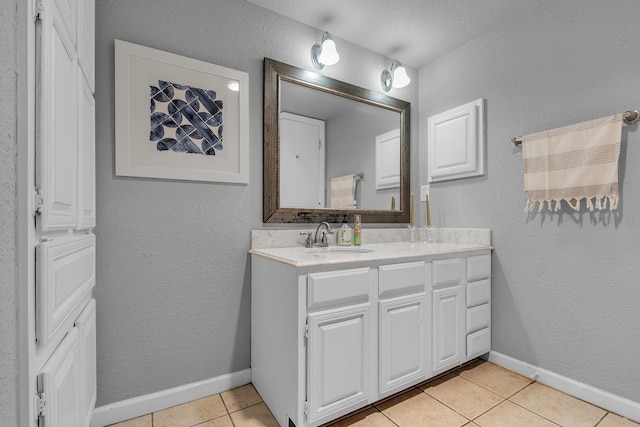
[263,58,410,224]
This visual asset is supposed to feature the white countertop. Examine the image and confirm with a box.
[249,241,492,267]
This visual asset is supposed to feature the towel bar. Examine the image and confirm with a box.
[511,110,639,147]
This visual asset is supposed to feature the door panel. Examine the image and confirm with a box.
[36,234,95,346]
[433,285,463,373]
[76,74,95,229]
[307,305,370,424]
[379,295,426,395]
[77,0,95,91]
[37,0,79,231]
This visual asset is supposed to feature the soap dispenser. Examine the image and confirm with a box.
[337,215,353,246]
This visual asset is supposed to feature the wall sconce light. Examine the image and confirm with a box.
[311,31,340,70]
[381,60,411,92]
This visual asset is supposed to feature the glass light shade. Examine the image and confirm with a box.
[312,32,340,69]
[318,37,339,66]
[392,63,411,88]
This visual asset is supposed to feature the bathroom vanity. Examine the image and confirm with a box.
[250,230,492,427]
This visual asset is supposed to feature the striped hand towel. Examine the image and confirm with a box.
[330,175,356,209]
[522,113,623,212]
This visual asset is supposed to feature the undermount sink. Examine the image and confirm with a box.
[302,246,375,254]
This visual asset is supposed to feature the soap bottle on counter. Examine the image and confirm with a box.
[353,214,362,245]
[337,216,353,246]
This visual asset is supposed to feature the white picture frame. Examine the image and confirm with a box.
[427,98,484,182]
[114,40,249,184]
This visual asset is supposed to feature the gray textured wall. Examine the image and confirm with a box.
[95,0,418,406]
[0,0,18,425]
[419,0,640,402]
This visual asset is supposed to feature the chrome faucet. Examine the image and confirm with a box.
[299,222,333,247]
[314,222,332,246]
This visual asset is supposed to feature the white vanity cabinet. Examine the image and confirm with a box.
[251,257,377,427]
[378,261,429,397]
[251,244,491,427]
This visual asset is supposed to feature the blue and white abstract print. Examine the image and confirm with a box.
[149,80,224,155]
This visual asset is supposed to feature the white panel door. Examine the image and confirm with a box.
[432,285,463,374]
[30,0,96,425]
[307,305,371,425]
[280,112,325,208]
[379,294,426,395]
[37,0,79,231]
[38,328,81,427]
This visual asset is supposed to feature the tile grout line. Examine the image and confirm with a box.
[416,381,500,425]
[592,411,610,427]
[505,389,566,427]
[379,408,401,427]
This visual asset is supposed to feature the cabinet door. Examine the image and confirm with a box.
[307,305,371,425]
[432,285,463,374]
[38,328,81,427]
[37,0,79,231]
[379,295,426,396]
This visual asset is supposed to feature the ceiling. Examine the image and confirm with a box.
[246,0,543,69]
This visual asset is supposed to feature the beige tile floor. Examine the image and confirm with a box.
[109,360,639,427]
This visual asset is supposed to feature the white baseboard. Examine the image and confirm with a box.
[91,368,252,427]
[486,351,640,423]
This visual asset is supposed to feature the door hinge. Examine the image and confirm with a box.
[33,186,44,215]
[318,139,322,150]
[303,323,309,345]
[303,400,309,416]
[34,392,46,419]
[33,0,44,20]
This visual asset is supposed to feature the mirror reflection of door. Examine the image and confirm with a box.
[279,112,326,207]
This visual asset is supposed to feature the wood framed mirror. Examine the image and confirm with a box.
[263,58,410,223]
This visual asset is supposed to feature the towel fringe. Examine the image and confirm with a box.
[526,195,620,213]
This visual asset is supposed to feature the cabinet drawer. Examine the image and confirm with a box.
[379,261,425,299]
[466,303,490,333]
[466,279,490,308]
[467,254,491,282]
[308,268,370,311]
[466,327,491,359]
[432,258,461,288]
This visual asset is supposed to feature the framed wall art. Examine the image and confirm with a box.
[114,40,249,184]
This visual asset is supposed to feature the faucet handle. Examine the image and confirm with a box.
[299,231,313,248]
[320,230,334,243]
